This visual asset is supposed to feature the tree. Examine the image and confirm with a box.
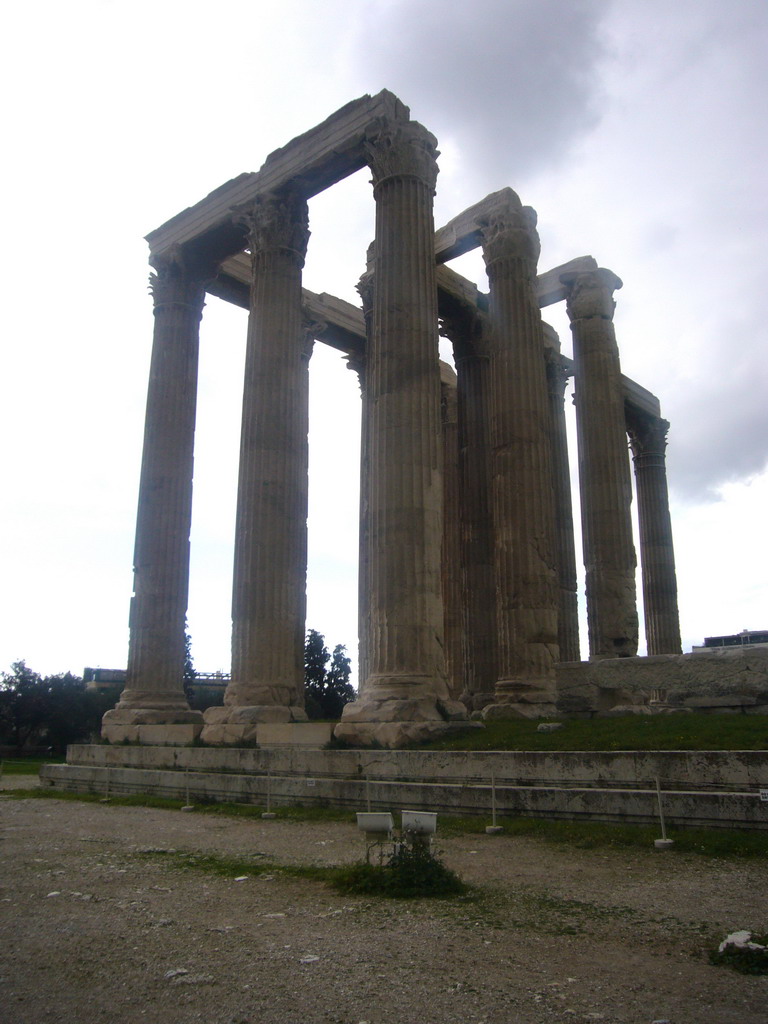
[183,619,196,703]
[0,661,48,752]
[303,629,355,720]
[0,661,112,754]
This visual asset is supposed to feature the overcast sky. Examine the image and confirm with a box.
[2,0,766,680]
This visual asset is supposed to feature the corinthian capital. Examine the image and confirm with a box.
[478,199,541,272]
[627,414,670,458]
[239,191,310,266]
[560,268,622,321]
[365,121,439,192]
[148,247,215,313]
[439,305,489,361]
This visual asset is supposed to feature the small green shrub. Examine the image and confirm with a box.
[332,841,466,899]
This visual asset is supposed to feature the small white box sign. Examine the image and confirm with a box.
[306,779,316,787]
[759,789,768,802]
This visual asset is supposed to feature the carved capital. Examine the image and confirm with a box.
[560,268,622,321]
[301,320,324,360]
[346,352,366,392]
[148,247,215,315]
[365,121,439,193]
[239,191,309,267]
[478,201,540,274]
[628,415,669,460]
[356,270,375,320]
[545,349,572,399]
[440,306,490,362]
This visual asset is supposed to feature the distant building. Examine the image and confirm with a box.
[692,629,768,652]
[84,667,230,698]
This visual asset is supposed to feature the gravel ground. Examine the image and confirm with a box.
[1,776,767,1024]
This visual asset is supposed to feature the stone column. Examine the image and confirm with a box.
[444,308,498,710]
[102,252,213,744]
[561,266,638,659]
[440,362,463,700]
[543,329,580,663]
[335,122,469,747]
[627,412,682,655]
[352,261,374,695]
[203,191,310,745]
[479,193,559,716]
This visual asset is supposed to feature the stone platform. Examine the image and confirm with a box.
[40,745,768,832]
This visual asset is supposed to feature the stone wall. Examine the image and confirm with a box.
[556,647,768,716]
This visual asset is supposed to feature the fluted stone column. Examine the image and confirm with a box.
[445,309,498,709]
[352,262,374,695]
[336,122,470,747]
[202,192,310,744]
[440,363,463,700]
[102,252,213,744]
[479,192,559,716]
[543,329,580,663]
[627,413,681,655]
[561,266,638,659]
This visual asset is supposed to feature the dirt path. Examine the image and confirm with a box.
[1,782,766,1024]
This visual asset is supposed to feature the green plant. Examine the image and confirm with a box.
[332,840,467,898]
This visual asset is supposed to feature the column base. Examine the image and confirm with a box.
[459,690,497,714]
[480,702,558,721]
[200,704,308,745]
[333,695,480,748]
[481,678,558,721]
[101,707,204,746]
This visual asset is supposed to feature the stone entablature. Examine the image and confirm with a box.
[106,91,685,748]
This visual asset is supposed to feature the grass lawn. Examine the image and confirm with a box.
[0,756,65,775]
[419,713,768,751]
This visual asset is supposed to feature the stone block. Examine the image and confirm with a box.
[257,723,334,747]
[481,702,558,721]
[228,706,293,725]
[334,718,481,749]
[683,696,758,709]
[137,724,203,746]
[101,723,140,745]
[597,704,653,717]
[199,723,260,746]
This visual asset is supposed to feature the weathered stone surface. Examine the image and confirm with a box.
[555,648,768,715]
[481,701,558,721]
[562,266,638,660]
[479,190,559,703]
[105,253,210,738]
[222,191,310,724]
[198,723,260,746]
[256,723,334,747]
[103,708,202,726]
[627,412,682,655]
[334,719,481,749]
[101,721,203,746]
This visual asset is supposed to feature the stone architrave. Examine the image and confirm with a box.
[627,413,682,655]
[102,252,214,744]
[543,328,580,663]
[478,192,560,717]
[443,306,498,710]
[440,362,464,700]
[202,191,311,744]
[335,122,469,747]
[561,266,638,659]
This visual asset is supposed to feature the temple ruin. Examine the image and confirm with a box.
[102,91,685,749]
